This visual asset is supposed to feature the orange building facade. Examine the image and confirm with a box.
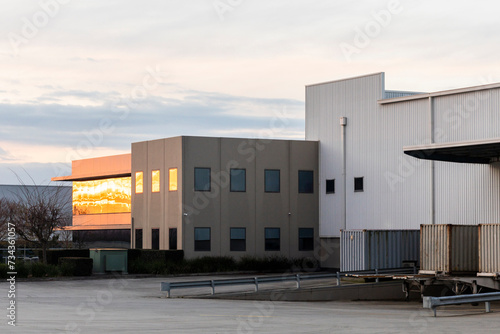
[52,154,132,247]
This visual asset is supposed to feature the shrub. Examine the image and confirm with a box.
[59,261,76,276]
[291,257,320,272]
[0,263,7,279]
[36,249,90,265]
[149,260,168,275]
[126,254,318,275]
[15,261,30,278]
[238,255,292,272]
[127,250,184,274]
[128,259,168,275]
[30,262,60,277]
[58,257,93,276]
[185,256,237,273]
[128,249,183,263]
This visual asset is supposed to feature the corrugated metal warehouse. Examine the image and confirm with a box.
[306,72,500,268]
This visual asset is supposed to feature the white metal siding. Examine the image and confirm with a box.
[306,73,431,237]
[307,73,500,237]
[432,89,500,225]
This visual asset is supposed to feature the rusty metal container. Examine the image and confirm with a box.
[478,224,500,277]
[420,224,478,275]
[340,229,420,272]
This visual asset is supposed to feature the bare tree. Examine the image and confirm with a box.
[9,175,71,264]
[0,198,12,242]
[56,228,74,249]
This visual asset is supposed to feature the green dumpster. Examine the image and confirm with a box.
[90,248,128,274]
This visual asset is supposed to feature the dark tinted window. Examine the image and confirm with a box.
[299,228,314,251]
[326,179,335,194]
[195,168,211,191]
[354,177,364,192]
[194,227,211,251]
[169,228,177,250]
[298,170,313,193]
[152,228,159,250]
[135,229,143,249]
[230,169,246,192]
[265,170,280,193]
[230,228,246,251]
[265,228,280,251]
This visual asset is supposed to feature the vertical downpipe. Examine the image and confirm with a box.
[340,117,347,230]
[429,97,436,225]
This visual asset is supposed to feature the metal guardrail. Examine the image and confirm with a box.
[423,292,500,317]
[161,268,415,297]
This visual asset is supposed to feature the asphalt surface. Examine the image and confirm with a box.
[1,275,499,333]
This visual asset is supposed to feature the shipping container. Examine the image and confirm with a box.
[420,224,478,274]
[478,224,500,276]
[340,229,420,272]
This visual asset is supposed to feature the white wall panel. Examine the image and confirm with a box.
[307,73,500,237]
[307,73,431,237]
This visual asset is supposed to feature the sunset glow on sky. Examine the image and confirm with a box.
[2,1,500,184]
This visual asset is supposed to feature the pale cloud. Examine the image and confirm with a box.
[2,0,500,184]
[0,147,15,162]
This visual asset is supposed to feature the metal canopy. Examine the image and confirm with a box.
[404,138,500,164]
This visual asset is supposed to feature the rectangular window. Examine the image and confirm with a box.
[169,228,178,250]
[73,177,131,215]
[152,228,160,250]
[299,228,314,251]
[135,229,143,249]
[264,169,280,193]
[194,227,211,251]
[298,170,314,193]
[152,170,160,193]
[230,228,246,252]
[169,168,178,191]
[265,228,280,251]
[230,169,246,192]
[354,177,364,192]
[135,172,143,194]
[194,168,211,191]
[326,179,335,194]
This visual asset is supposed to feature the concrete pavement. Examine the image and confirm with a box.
[0,275,499,333]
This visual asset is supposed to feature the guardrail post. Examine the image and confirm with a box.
[211,280,215,295]
[336,272,341,286]
[296,274,300,289]
[161,282,171,298]
[254,277,259,292]
[486,302,491,313]
[375,269,379,283]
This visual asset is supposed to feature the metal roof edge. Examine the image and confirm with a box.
[305,72,385,88]
[379,82,500,105]
[403,138,500,151]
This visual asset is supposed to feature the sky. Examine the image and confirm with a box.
[1,0,500,185]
